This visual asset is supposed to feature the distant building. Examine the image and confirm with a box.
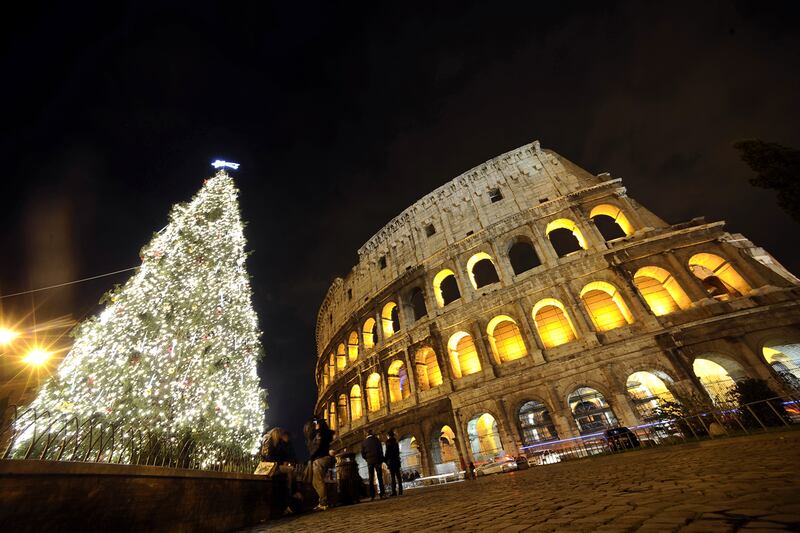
[313,140,800,476]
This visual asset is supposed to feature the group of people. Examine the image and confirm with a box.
[360,429,404,500]
[260,418,410,514]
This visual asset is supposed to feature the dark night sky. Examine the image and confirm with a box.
[1,2,799,446]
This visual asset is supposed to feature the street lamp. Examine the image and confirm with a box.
[22,347,50,367]
[0,327,19,345]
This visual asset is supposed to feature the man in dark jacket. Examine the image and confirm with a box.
[304,417,335,511]
[384,431,403,496]
[360,430,385,500]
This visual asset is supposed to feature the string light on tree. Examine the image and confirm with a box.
[16,171,266,462]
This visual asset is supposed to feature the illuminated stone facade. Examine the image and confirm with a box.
[314,141,800,476]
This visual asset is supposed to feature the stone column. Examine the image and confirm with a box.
[546,384,577,439]
[471,320,499,378]
[514,300,546,364]
[664,251,709,302]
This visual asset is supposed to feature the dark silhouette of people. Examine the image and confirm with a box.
[360,430,385,500]
[261,427,300,514]
[304,417,335,511]
[384,430,403,496]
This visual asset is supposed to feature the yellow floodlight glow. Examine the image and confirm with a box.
[0,327,20,345]
[23,348,51,366]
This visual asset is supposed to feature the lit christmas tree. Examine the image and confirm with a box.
[17,171,266,462]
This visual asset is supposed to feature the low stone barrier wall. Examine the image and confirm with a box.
[0,460,283,532]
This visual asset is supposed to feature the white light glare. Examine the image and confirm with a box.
[211,160,240,170]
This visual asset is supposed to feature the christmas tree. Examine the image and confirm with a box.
[16,171,266,463]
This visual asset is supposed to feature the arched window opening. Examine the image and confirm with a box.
[337,394,349,427]
[545,218,587,257]
[467,252,500,289]
[486,315,528,363]
[689,253,751,300]
[363,318,378,349]
[328,402,337,431]
[580,281,634,332]
[568,387,618,434]
[322,371,329,389]
[433,269,461,307]
[763,343,800,391]
[508,240,541,275]
[347,331,359,362]
[532,298,577,348]
[328,353,336,380]
[365,372,384,412]
[336,343,347,371]
[387,359,411,403]
[415,347,442,391]
[589,204,634,240]
[350,384,363,420]
[518,400,559,445]
[381,302,400,338]
[409,287,428,321]
[448,332,482,379]
[467,413,503,462]
[399,435,422,473]
[626,371,677,422]
[634,266,692,316]
[431,426,458,472]
[693,357,746,405]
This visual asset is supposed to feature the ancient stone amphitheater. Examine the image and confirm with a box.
[314,140,800,477]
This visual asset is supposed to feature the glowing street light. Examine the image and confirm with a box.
[0,327,19,345]
[23,348,51,367]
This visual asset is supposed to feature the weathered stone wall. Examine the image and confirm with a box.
[313,141,800,475]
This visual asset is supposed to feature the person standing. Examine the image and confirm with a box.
[262,427,301,514]
[304,417,335,511]
[360,429,385,501]
[384,430,403,496]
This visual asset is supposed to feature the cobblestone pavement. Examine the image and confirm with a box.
[252,432,800,532]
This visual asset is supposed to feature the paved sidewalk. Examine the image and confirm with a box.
[251,432,800,532]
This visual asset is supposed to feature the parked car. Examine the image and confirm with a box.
[604,427,640,451]
[526,449,562,467]
[514,456,530,470]
[475,456,518,477]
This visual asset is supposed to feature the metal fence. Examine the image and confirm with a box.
[519,395,800,465]
[0,405,258,473]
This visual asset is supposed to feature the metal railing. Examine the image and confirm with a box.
[0,405,258,473]
[519,394,800,464]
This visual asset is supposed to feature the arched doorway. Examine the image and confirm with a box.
[568,387,618,434]
[763,343,800,392]
[467,413,503,462]
[626,371,677,422]
[398,435,422,475]
[430,425,459,475]
[693,356,746,405]
[518,400,559,445]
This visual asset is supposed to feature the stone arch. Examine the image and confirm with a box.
[625,370,678,422]
[467,252,500,289]
[409,287,428,321]
[347,331,359,362]
[447,331,482,379]
[589,203,634,239]
[580,281,635,332]
[433,269,461,307]
[545,218,587,257]
[517,399,559,445]
[398,434,422,473]
[567,386,618,434]
[531,298,578,348]
[688,252,751,300]
[430,424,459,474]
[415,346,443,391]
[337,393,349,427]
[486,315,528,363]
[507,237,541,275]
[634,266,692,315]
[365,372,384,412]
[692,353,748,404]
[381,301,401,338]
[466,412,504,462]
[362,317,378,349]
[328,401,337,431]
[328,352,336,380]
[387,359,411,403]
[336,343,347,371]
[350,384,363,420]
[761,335,800,390]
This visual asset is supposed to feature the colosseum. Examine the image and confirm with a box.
[314,140,800,477]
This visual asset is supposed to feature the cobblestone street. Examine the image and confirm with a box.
[254,432,800,532]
